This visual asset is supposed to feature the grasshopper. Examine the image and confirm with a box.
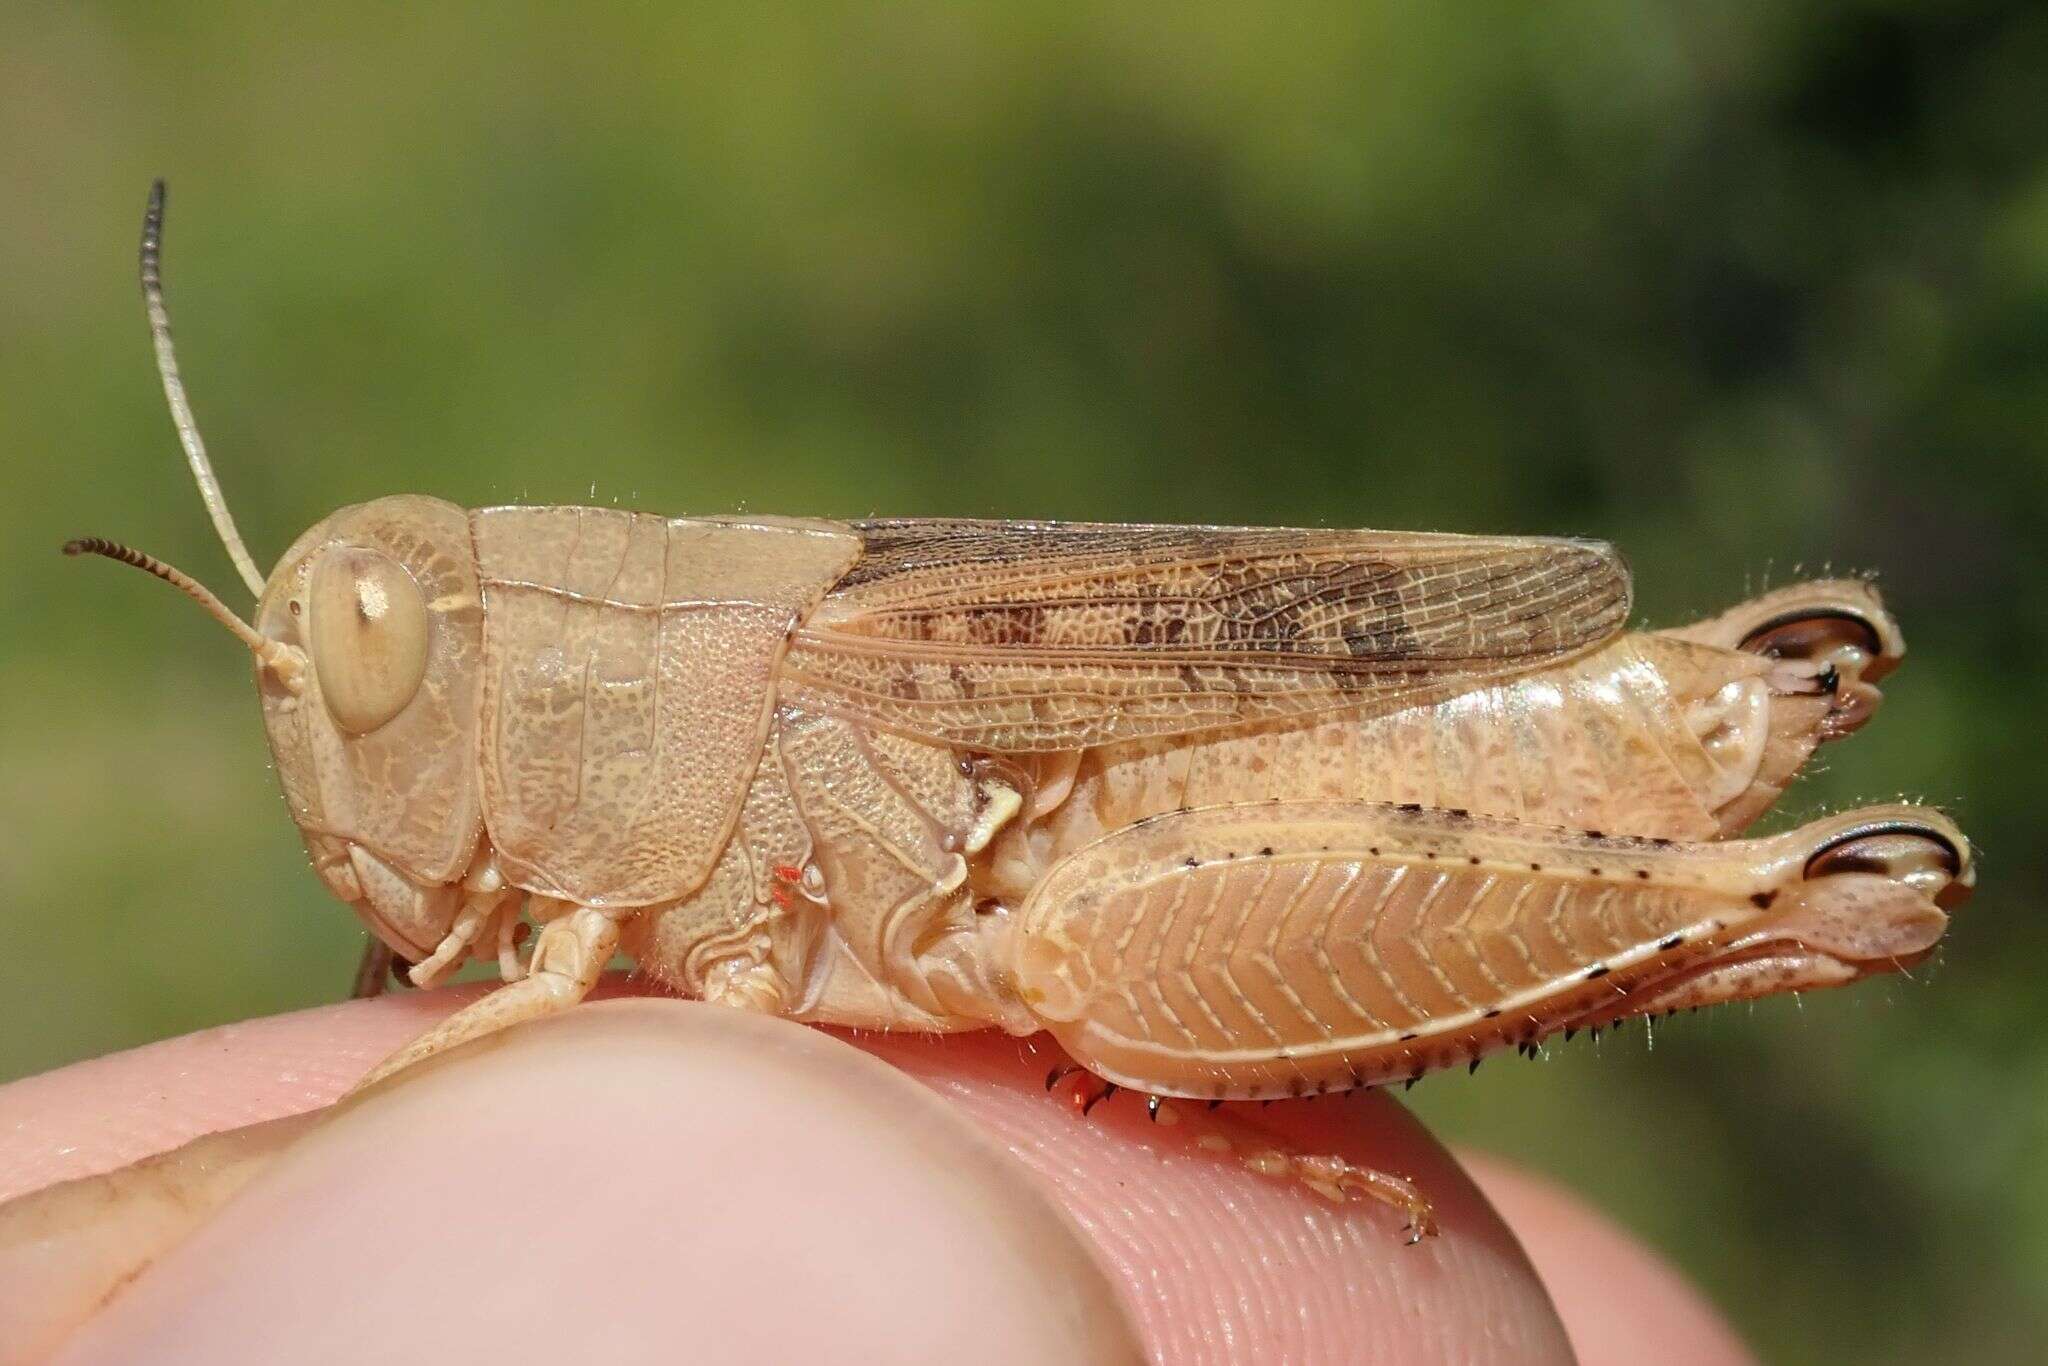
[70,185,1972,1238]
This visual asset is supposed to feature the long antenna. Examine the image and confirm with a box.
[63,537,303,690]
[140,180,267,599]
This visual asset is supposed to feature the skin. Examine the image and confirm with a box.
[0,982,1755,1366]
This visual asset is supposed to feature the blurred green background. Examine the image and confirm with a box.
[2,5,2043,1361]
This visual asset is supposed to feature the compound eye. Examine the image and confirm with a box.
[306,547,429,734]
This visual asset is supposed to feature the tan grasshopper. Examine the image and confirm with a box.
[71,184,1972,1237]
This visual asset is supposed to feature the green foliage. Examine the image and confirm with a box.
[1,5,2042,1360]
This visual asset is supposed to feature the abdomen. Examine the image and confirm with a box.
[979,634,1746,906]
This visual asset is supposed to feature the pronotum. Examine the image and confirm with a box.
[66,184,1973,1239]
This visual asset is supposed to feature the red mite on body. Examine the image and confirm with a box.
[65,182,1972,1240]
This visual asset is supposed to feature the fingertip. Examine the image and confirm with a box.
[10,990,1588,1365]
[863,1032,1576,1365]
[49,1002,1144,1366]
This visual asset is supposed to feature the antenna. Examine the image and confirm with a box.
[140,180,267,599]
[63,537,304,691]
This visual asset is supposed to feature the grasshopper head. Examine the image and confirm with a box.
[1659,578,1906,835]
[251,497,486,960]
[66,184,486,963]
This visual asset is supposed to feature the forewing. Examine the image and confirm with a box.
[780,520,1630,752]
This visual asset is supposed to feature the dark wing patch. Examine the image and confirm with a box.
[781,519,1630,752]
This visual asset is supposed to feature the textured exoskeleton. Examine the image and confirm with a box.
[72,184,1974,1236]
[166,501,1974,1102]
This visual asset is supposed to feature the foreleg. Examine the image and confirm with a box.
[349,907,622,1094]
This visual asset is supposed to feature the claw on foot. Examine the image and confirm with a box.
[1278,1151,1439,1242]
[1180,1107,1439,1242]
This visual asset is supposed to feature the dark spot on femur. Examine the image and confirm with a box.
[1751,890,1778,908]
[1586,964,1612,979]
[1397,802,1423,813]
[1468,856,1482,865]
[1635,869,1651,879]
[1259,846,1274,857]
[1589,867,1602,877]
[1658,934,1685,949]
[1483,1008,1501,1019]
[1530,862,1543,872]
